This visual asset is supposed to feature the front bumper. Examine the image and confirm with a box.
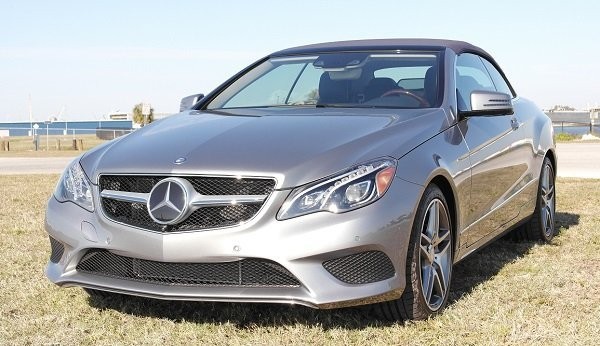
[45,176,422,309]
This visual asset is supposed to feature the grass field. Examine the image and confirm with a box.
[0,175,598,345]
[554,133,581,142]
[0,135,109,157]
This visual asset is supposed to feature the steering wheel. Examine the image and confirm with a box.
[380,89,430,107]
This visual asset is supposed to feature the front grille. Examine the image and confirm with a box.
[99,175,275,195]
[99,175,275,232]
[49,236,64,263]
[322,251,395,284]
[76,249,300,288]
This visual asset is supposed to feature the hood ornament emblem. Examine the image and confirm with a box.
[174,157,187,165]
[147,178,190,225]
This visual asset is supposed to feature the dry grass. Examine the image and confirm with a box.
[0,134,108,157]
[0,176,599,345]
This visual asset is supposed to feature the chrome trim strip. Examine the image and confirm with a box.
[100,190,149,204]
[100,190,267,207]
[190,194,268,207]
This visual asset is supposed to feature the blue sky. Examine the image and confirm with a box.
[1,0,599,122]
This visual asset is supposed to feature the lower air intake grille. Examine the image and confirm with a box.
[322,251,395,284]
[49,236,64,263]
[76,249,300,288]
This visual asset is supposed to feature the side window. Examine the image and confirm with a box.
[456,53,495,111]
[481,58,514,97]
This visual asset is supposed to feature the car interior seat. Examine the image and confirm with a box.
[423,66,438,107]
[364,77,400,101]
[318,73,350,104]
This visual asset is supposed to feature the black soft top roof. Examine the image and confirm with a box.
[271,38,492,61]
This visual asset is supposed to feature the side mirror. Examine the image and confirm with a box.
[461,90,513,117]
[179,93,205,112]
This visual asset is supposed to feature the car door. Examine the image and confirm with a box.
[456,53,529,247]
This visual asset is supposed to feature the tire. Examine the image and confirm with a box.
[515,157,556,242]
[376,184,453,321]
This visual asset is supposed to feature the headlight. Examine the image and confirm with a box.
[54,159,94,212]
[278,158,396,220]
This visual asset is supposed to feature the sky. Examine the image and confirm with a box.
[1,0,600,122]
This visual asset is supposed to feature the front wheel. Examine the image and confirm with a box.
[376,184,453,320]
[515,157,556,242]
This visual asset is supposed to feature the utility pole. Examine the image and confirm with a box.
[45,120,50,151]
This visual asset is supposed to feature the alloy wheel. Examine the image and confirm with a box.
[419,199,452,311]
[541,162,555,238]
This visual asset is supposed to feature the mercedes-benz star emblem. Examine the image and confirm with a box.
[147,178,190,225]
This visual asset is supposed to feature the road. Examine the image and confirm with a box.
[555,142,600,178]
[0,142,599,177]
[0,157,73,175]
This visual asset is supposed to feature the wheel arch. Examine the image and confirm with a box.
[545,148,557,175]
[428,174,459,261]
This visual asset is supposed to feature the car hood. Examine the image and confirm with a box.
[81,108,450,189]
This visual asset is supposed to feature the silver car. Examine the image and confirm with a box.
[45,39,556,320]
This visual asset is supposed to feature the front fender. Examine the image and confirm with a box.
[395,125,471,234]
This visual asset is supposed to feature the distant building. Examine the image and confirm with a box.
[544,111,589,124]
[590,108,600,124]
[108,112,130,120]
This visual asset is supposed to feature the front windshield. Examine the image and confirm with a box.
[206,51,442,110]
